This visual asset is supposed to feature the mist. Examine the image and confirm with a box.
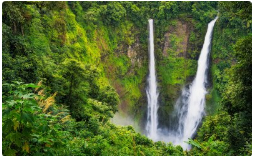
[111,112,141,133]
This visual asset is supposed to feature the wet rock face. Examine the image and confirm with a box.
[163,20,191,58]
[127,42,142,67]
[163,31,172,57]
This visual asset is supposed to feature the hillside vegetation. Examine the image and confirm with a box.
[2,1,251,156]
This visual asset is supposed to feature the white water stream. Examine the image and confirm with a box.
[146,19,159,141]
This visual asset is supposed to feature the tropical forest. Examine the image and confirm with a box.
[2,1,252,156]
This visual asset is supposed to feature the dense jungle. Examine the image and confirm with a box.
[2,1,252,156]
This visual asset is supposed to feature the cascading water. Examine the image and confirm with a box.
[172,17,218,150]
[146,19,159,141]
[144,17,217,149]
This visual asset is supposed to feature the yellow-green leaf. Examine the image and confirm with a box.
[13,120,19,131]
[22,142,30,153]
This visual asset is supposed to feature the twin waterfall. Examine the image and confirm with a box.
[146,19,159,141]
[145,17,218,150]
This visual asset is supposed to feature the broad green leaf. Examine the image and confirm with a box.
[4,148,17,156]
[7,100,16,107]
[13,120,19,131]
[185,138,201,149]
[25,83,39,88]
[21,93,35,99]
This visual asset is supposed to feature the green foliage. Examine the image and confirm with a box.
[187,136,230,156]
[103,2,126,26]
[187,112,231,155]
[197,112,231,142]
[2,82,75,155]
[2,82,185,156]
[222,36,252,115]
[191,2,218,23]
[221,35,252,154]
[218,1,252,28]
[3,82,38,155]
[158,57,197,86]
[2,2,25,32]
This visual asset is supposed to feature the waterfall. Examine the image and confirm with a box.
[144,17,217,148]
[172,17,218,150]
[146,19,159,141]
[173,17,218,149]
